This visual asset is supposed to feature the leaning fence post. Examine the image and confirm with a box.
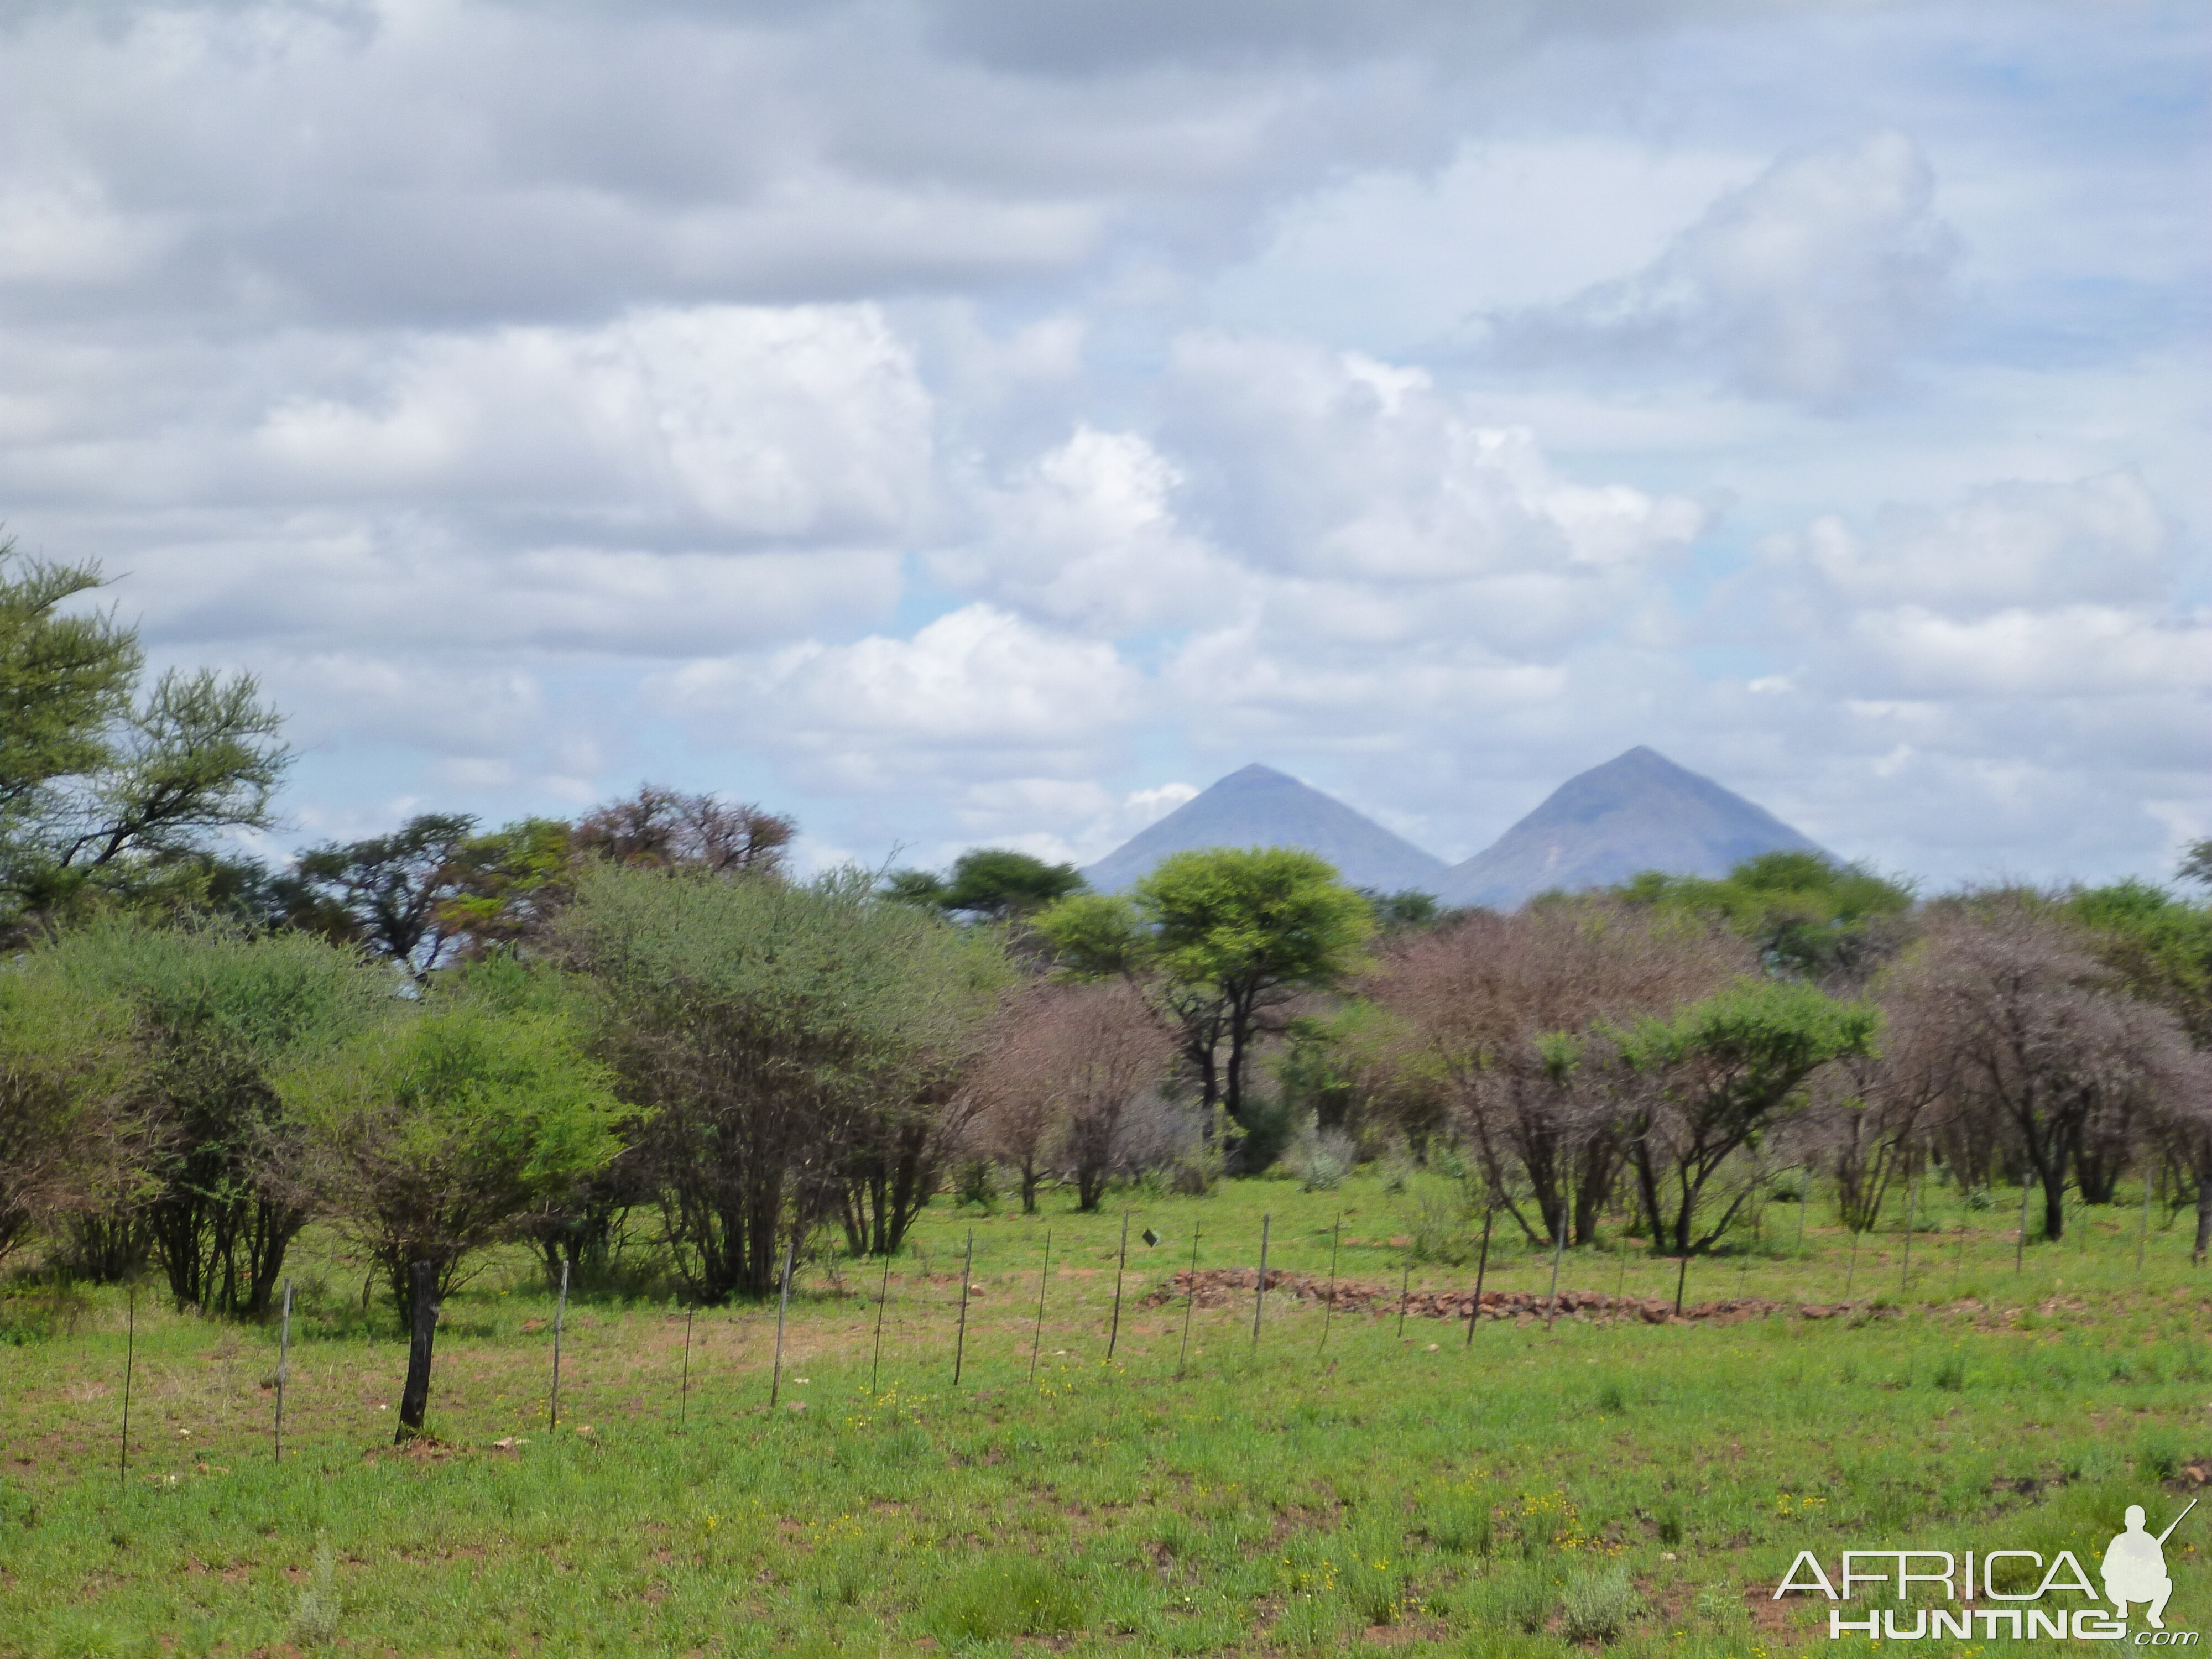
[2016,1181,2032,1272]
[870,1251,891,1395]
[549,1259,570,1432]
[1673,1251,1689,1317]
[2139,1164,2154,1271]
[680,1306,694,1427]
[1465,1207,1493,1347]
[769,1240,794,1407]
[1319,1213,1341,1351]
[1029,1229,1052,1385]
[1396,1260,1410,1339]
[1106,1214,1129,1360]
[119,1285,135,1486]
[1545,1223,1567,1330]
[1250,1215,1270,1353]
[1898,1166,1919,1296]
[275,1279,293,1462]
[1175,1224,1200,1379]
[952,1230,973,1386]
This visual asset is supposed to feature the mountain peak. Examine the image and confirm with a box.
[1435,748,1825,909]
[1083,765,1448,893]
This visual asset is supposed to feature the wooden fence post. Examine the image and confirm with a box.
[952,1231,973,1387]
[1250,1216,1270,1353]
[680,1307,694,1427]
[275,1279,292,1462]
[119,1286,135,1485]
[769,1241,793,1407]
[549,1259,569,1432]
[870,1251,891,1395]
[1319,1213,1341,1351]
[1106,1214,1129,1360]
[1465,1208,1493,1347]
[1544,1223,1567,1330]
[1029,1230,1052,1385]
[1175,1224,1200,1379]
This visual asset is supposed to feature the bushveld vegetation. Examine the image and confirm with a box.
[5,544,2212,1653]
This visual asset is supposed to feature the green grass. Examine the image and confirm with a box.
[2,1172,2208,1655]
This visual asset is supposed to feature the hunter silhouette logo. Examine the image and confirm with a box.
[1774,1498,2199,1642]
[2105,1501,2193,1629]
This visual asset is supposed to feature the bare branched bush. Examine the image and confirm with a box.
[965,979,1176,1212]
[1908,897,2199,1244]
[1380,905,1749,1246]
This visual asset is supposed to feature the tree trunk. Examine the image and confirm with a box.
[395,1260,436,1442]
[2194,1180,2212,1266]
[1223,985,1255,1130]
[2039,1167,2067,1243]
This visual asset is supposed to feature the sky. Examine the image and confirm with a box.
[2,0,2205,889]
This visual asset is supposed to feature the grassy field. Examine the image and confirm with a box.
[3,1171,2209,1657]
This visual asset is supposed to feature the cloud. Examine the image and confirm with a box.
[251,305,935,542]
[653,603,1146,790]
[932,425,1243,632]
[1486,132,1958,408]
[1784,471,2171,618]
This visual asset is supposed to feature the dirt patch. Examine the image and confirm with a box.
[1138,1268,1875,1326]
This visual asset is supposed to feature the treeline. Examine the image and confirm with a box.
[4,542,2211,1326]
[1281,853,2212,1258]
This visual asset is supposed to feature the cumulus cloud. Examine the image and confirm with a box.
[1715,469,2212,877]
[1486,132,1958,408]
[932,425,1243,632]
[653,604,1145,790]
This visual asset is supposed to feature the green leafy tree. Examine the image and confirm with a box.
[883,848,1086,923]
[0,963,144,1271]
[41,920,393,1313]
[1616,852,1914,984]
[290,812,481,975]
[557,865,1009,1297]
[0,546,288,934]
[280,962,628,1322]
[1619,977,1879,1253]
[1036,848,1375,1138]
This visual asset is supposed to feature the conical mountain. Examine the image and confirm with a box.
[1436,747,1827,910]
[1084,764,1449,894]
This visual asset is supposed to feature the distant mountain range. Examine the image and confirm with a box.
[1082,748,1827,909]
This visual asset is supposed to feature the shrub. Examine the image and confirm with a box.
[2137,1427,2183,1482]
[922,1557,1091,1645]
[1559,1563,1637,1644]
[1284,1121,1357,1192]
[291,1533,341,1647]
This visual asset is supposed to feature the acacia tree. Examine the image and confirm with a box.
[1619,978,1878,1254]
[884,848,1087,922]
[1036,848,1373,1140]
[0,545,288,936]
[0,965,143,1271]
[42,920,391,1314]
[1382,904,1746,1246]
[557,864,1007,1298]
[1914,899,2194,1243]
[1808,971,1956,1233]
[280,962,628,1321]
